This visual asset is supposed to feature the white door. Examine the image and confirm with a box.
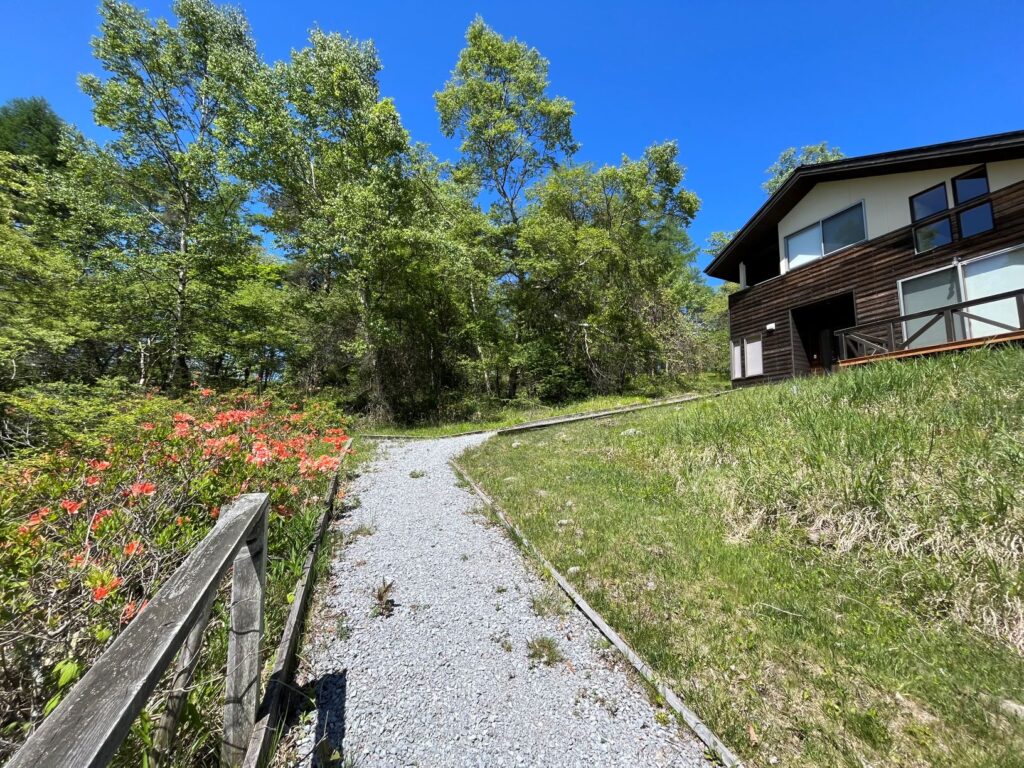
[961,247,1024,338]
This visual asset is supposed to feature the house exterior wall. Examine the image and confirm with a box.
[775,159,1024,274]
[729,177,1024,386]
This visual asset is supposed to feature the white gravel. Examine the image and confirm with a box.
[278,434,710,767]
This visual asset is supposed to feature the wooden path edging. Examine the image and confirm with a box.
[450,459,744,768]
[361,389,732,442]
[243,437,354,768]
[494,390,729,434]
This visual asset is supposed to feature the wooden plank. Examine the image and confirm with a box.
[495,391,730,435]
[222,505,268,765]
[449,461,745,768]
[242,438,354,768]
[7,493,270,768]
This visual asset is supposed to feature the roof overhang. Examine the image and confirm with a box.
[705,129,1024,283]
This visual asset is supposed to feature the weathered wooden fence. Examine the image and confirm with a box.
[8,438,352,768]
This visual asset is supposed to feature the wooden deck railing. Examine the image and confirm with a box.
[8,438,352,768]
[835,287,1024,361]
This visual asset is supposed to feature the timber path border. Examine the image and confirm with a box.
[360,388,731,440]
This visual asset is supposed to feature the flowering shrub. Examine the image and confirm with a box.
[0,388,351,759]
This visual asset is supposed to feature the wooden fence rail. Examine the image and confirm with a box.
[835,286,1024,361]
[8,438,353,768]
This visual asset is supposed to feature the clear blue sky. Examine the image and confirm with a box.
[3,1,1022,277]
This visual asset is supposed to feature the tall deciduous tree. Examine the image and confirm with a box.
[435,17,577,397]
[763,141,844,195]
[79,0,260,390]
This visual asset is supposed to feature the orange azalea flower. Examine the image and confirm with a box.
[124,540,142,557]
[60,499,83,515]
[69,550,88,568]
[85,475,101,487]
[140,422,155,431]
[210,506,220,519]
[92,577,123,602]
[91,509,113,531]
[200,388,214,396]
[128,482,157,497]
[88,459,112,471]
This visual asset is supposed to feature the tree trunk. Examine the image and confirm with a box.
[168,231,190,392]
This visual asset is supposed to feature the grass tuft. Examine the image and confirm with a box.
[526,635,564,667]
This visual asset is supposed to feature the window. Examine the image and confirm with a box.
[784,202,865,270]
[958,202,994,238]
[731,336,764,379]
[910,183,948,222]
[744,336,764,377]
[914,217,953,253]
[953,166,989,205]
[785,223,822,269]
[822,204,867,255]
[910,166,995,254]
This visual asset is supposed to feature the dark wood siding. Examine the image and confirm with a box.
[727,178,1024,386]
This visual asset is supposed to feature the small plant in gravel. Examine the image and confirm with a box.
[346,524,375,544]
[495,585,507,594]
[371,578,396,617]
[527,635,564,667]
[459,552,469,561]
[409,470,425,479]
[335,612,352,641]
[531,588,568,618]
[490,629,513,652]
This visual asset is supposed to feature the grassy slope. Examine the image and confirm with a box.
[356,374,727,438]
[460,348,1024,768]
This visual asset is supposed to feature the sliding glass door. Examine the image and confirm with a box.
[961,247,1024,337]
[899,246,1024,350]
[899,266,964,348]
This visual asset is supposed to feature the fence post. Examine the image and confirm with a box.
[1016,293,1024,330]
[222,507,267,765]
[943,309,955,342]
[152,593,215,767]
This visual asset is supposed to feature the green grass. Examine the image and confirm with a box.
[459,348,1024,767]
[355,374,728,438]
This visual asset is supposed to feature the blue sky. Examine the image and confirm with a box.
[2,1,1022,278]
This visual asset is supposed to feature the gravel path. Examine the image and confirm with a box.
[276,435,710,768]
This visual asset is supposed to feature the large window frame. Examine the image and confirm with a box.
[783,201,867,272]
[910,166,995,255]
[897,242,1024,346]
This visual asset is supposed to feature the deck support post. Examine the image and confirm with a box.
[222,508,267,766]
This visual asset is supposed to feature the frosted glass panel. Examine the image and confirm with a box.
[731,341,743,379]
[962,248,1024,338]
[744,337,763,377]
[901,268,963,349]
[785,223,822,269]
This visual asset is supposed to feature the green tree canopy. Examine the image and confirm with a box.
[763,141,844,195]
[0,97,64,168]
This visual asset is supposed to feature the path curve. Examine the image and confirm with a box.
[276,435,710,767]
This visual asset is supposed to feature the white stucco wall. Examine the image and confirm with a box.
[777,159,1024,274]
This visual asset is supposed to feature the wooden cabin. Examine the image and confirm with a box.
[705,130,1024,386]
